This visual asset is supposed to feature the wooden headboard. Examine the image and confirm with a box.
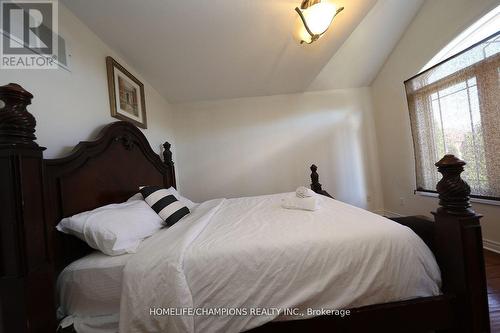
[44,121,176,272]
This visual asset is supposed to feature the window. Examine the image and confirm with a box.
[405,30,500,201]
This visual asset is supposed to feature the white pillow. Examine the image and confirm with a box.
[128,187,198,210]
[56,200,163,256]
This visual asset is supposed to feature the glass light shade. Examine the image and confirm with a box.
[296,23,313,44]
[302,2,337,35]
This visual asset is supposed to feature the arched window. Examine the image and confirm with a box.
[405,6,500,202]
[422,5,499,71]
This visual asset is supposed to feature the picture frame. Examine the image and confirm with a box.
[106,56,147,129]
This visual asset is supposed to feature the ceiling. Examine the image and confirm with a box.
[309,0,424,90]
[63,0,424,104]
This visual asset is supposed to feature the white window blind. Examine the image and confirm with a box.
[405,32,500,200]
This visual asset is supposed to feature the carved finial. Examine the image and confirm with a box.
[309,164,334,198]
[435,154,474,215]
[0,83,37,146]
[163,142,173,166]
[310,164,322,193]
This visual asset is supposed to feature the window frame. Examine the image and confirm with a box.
[405,31,500,203]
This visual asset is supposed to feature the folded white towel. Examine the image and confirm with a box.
[282,195,320,211]
[296,186,316,198]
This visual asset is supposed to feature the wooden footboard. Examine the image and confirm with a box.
[308,158,490,332]
[0,83,491,332]
[432,155,490,332]
[248,295,455,333]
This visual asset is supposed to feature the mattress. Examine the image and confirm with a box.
[57,251,133,332]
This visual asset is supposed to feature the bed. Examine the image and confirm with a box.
[57,193,441,332]
[0,83,491,332]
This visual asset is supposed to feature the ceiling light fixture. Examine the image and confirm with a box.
[295,0,344,45]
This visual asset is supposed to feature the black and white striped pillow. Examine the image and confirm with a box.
[140,186,190,227]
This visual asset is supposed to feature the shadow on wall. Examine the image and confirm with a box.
[175,90,371,209]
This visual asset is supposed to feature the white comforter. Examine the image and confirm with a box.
[119,193,441,333]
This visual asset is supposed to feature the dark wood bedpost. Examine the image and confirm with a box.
[310,164,333,198]
[163,141,176,188]
[432,154,490,332]
[0,83,56,332]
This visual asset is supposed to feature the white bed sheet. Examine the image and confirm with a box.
[119,193,442,333]
[57,251,133,332]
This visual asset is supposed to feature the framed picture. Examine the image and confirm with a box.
[106,56,147,129]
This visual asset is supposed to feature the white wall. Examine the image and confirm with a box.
[0,4,175,159]
[371,0,500,246]
[173,88,384,212]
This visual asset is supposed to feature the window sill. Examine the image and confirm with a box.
[415,191,500,207]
